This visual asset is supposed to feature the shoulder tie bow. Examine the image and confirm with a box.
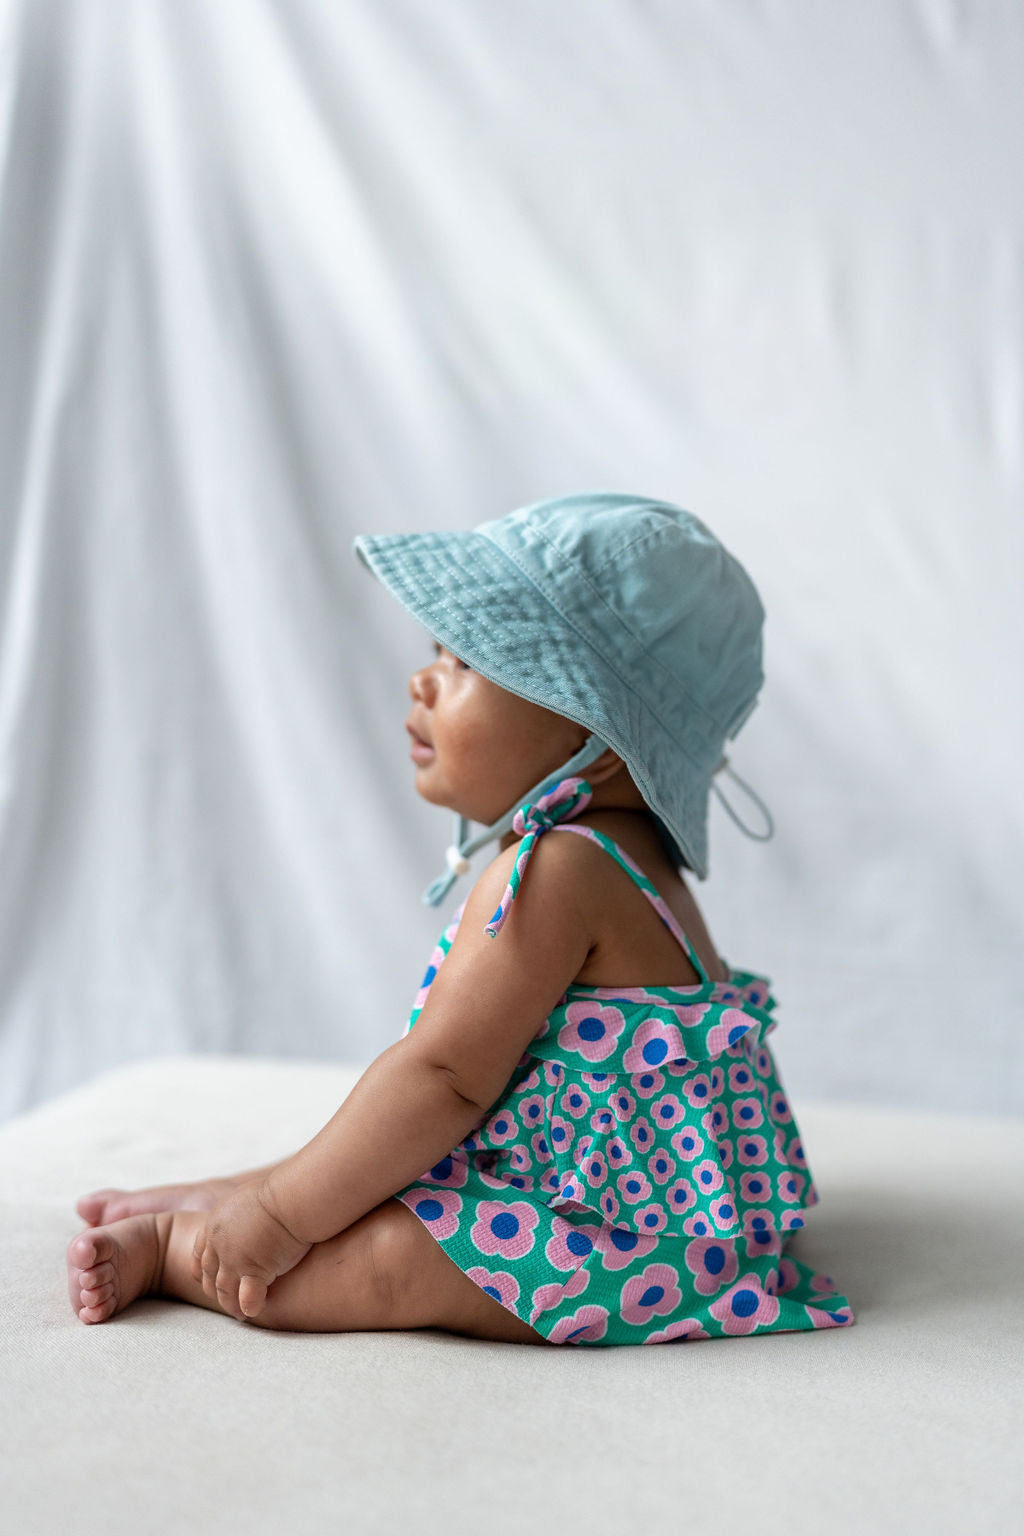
[483,777,593,938]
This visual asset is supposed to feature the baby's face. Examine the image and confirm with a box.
[406,641,587,823]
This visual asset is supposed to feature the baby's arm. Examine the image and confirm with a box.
[260,834,596,1246]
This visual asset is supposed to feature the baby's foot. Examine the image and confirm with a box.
[75,1176,236,1227]
[66,1213,172,1324]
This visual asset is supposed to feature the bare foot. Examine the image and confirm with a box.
[75,1175,241,1228]
[66,1212,173,1324]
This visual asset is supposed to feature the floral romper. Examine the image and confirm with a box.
[392,778,856,1346]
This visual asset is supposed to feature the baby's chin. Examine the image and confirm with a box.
[413,777,513,828]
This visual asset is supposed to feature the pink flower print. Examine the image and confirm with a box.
[670,1125,704,1161]
[649,1092,687,1132]
[605,1133,633,1172]
[741,1209,778,1238]
[685,1235,739,1295]
[629,1115,657,1157]
[731,1096,764,1132]
[580,1147,609,1191]
[709,1273,782,1334]
[710,1191,740,1232]
[702,1104,727,1138]
[547,1114,576,1158]
[398,1186,462,1240]
[466,1266,521,1312]
[419,943,446,990]
[738,1170,774,1203]
[470,1199,539,1259]
[777,1256,800,1295]
[681,1072,714,1111]
[629,1068,666,1100]
[620,1263,683,1326]
[683,1212,715,1237]
[530,1128,554,1164]
[810,1268,841,1297]
[530,1265,591,1318]
[514,1066,542,1093]
[589,1103,617,1137]
[542,1060,563,1087]
[616,1168,652,1206]
[705,1008,757,1057]
[508,1143,533,1173]
[581,1069,616,1090]
[665,1177,696,1220]
[599,1188,620,1223]
[779,1209,806,1231]
[728,1060,757,1093]
[516,1091,547,1134]
[753,1047,774,1078]
[772,1128,788,1161]
[548,1305,611,1344]
[559,1082,592,1120]
[647,1147,677,1186]
[691,1157,725,1198]
[622,1016,687,1073]
[594,1221,660,1270]
[478,1163,522,1191]
[643,1318,711,1344]
[709,1065,725,1095]
[417,1150,470,1188]
[544,1215,598,1273]
[551,1173,589,1212]
[634,1203,669,1236]
[483,1107,520,1145]
[609,1084,636,1122]
[665,1057,697,1076]
[804,1302,854,1329]
[736,1133,768,1166]
[715,1135,735,1171]
[574,1132,595,1164]
[540,1169,563,1197]
[787,1134,807,1167]
[559,1001,626,1063]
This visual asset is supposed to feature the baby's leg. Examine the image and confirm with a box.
[75,1159,289,1227]
[67,1199,550,1344]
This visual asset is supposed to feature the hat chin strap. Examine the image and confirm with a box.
[422,732,611,908]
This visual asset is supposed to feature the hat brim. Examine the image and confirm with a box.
[353,528,711,877]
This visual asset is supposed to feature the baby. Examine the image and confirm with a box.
[66,493,855,1346]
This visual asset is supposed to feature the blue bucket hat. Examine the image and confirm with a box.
[353,492,773,904]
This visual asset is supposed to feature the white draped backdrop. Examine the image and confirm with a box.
[1,0,1021,1123]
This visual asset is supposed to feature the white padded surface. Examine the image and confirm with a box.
[2,1055,1022,1534]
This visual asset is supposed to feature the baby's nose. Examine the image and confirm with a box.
[409,666,435,703]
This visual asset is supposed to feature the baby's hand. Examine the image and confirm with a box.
[191,1180,313,1321]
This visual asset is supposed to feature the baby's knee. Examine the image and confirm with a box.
[243,1203,410,1332]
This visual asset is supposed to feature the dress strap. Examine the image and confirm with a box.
[482,777,594,938]
[548,824,711,984]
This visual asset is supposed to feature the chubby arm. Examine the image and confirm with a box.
[262,834,597,1246]
[261,1044,491,1244]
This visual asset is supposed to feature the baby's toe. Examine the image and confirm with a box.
[81,1279,115,1306]
[79,1298,115,1324]
[68,1229,113,1271]
[75,1191,116,1225]
[79,1260,114,1289]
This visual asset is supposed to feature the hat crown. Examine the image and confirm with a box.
[478,493,764,741]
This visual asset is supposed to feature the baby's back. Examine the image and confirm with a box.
[550,809,729,990]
